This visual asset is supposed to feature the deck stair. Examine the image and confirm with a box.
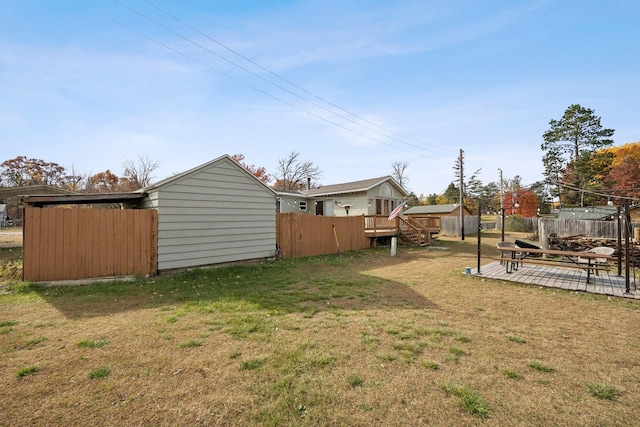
[398,216,432,246]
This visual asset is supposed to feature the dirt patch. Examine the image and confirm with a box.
[0,228,22,248]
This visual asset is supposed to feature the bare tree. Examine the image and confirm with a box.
[273,151,322,190]
[391,160,409,188]
[121,156,159,190]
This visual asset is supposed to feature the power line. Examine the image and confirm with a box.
[109,0,454,158]
[140,0,455,156]
[548,180,640,203]
[110,20,438,159]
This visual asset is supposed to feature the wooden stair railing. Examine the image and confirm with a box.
[397,216,431,246]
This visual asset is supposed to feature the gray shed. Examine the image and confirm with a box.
[137,154,277,271]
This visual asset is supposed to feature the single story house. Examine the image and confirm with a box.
[404,203,471,218]
[276,176,409,217]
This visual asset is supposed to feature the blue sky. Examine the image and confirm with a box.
[2,0,639,195]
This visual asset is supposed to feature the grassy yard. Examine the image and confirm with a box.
[1,230,639,426]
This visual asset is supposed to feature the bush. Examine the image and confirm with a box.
[504,215,527,232]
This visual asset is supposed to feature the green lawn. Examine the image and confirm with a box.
[1,230,639,426]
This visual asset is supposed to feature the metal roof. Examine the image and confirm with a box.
[404,204,465,215]
[556,206,618,220]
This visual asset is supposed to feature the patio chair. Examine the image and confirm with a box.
[578,247,615,276]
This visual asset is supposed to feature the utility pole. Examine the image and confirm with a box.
[498,169,503,212]
[459,149,465,240]
[511,181,515,215]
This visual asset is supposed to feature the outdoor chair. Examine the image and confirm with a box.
[578,247,615,276]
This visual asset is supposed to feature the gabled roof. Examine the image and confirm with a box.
[300,176,408,197]
[140,154,276,195]
[404,204,465,215]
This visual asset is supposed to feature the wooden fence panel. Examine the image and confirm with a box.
[538,218,640,249]
[440,216,480,237]
[276,213,368,258]
[23,207,158,282]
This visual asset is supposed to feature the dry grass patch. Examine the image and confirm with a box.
[0,230,639,426]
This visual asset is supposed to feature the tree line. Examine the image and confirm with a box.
[0,156,160,193]
[2,104,638,218]
[417,104,639,216]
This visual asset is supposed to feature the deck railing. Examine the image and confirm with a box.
[364,215,395,233]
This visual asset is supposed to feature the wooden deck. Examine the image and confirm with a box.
[364,228,397,237]
[473,262,640,300]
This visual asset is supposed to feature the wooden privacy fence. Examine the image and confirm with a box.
[539,218,640,248]
[276,213,368,258]
[440,216,480,237]
[23,207,157,282]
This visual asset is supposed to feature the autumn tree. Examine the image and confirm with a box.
[272,151,322,191]
[86,170,123,193]
[232,154,271,184]
[0,156,68,187]
[504,188,539,217]
[541,104,614,205]
[604,142,640,199]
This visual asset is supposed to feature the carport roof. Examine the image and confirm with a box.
[21,192,146,207]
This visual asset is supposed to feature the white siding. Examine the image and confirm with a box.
[149,157,276,271]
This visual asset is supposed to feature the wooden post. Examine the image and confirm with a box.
[624,200,631,294]
[477,203,482,273]
[617,206,622,276]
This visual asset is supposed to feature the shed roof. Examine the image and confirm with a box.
[300,176,408,197]
[556,206,618,220]
[404,204,465,215]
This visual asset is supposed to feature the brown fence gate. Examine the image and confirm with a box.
[23,207,157,282]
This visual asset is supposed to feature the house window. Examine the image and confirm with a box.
[299,201,307,211]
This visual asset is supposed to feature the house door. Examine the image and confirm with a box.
[325,200,333,216]
[315,200,324,215]
[376,198,391,215]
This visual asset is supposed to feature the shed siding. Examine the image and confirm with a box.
[151,158,276,271]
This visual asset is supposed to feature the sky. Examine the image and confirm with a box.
[2,0,639,196]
